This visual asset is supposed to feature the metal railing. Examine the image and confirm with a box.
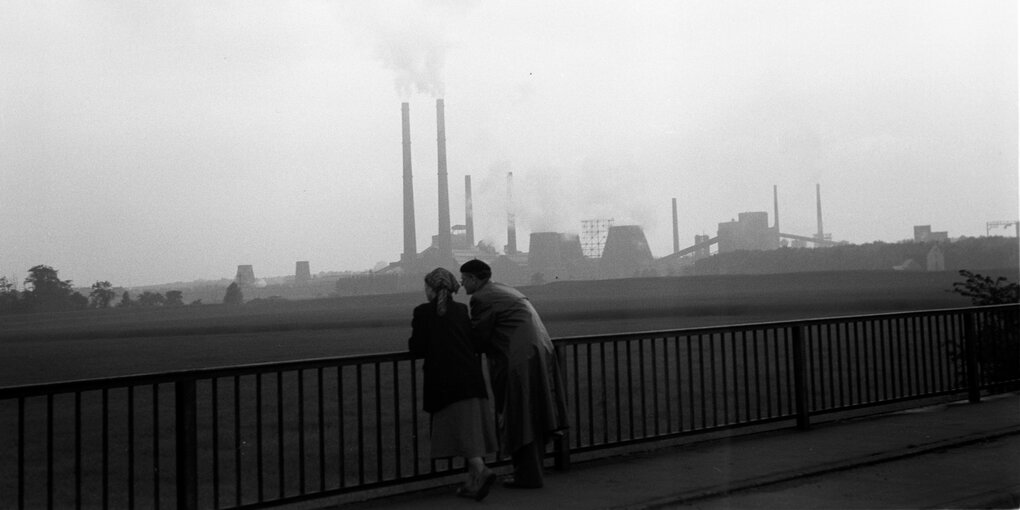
[0,304,1016,509]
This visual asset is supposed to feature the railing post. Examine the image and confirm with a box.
[553,430,570,471]
[553,345,571,471]
[175,379,198,510]
[964,313,982,404]
[792,325,810,430]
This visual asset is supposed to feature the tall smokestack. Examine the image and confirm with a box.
[436,99,451,256]
[773,184,780,232]
[465,175,474,248]
[401,103,417,263]
[672,198,679,254]
[816,183,824,240]
[506,172,517,255]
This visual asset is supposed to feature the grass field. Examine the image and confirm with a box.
[0,270,980,387]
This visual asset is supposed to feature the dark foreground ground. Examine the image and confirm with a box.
[0,270,985,387]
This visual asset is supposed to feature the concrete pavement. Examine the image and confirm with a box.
[335,392,1020,509]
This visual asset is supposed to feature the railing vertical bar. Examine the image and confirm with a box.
[807,325,818,411]
[299,369,306,493]
[257,373,265,502]
[708,333,717,428]
[687,335,695,431]
[18,397,25,510]
[764,329,773,419]
[925,315,936,393]
[874,318,884,402]
[614,340,622,442]
[572,344,580,448]
[839,322,848,407]
[912,316,922,395]
[918,315,927,394]
[128,387,135,510]
[698,334,706,430]
[375,363,383,483]
[152,384,160,510]
[785,330,795,416]
[720,332,729,425]
[47,394,53,510]
[651,338,659,436]
[318,367,326,491]
[741,330,750,421]
[212,378,220,507]
[898,317,908,398]
[338,366,347,486]
[391,361,401,480]
[825,323,835,410]
[601,341,609,444]
[357,364,365,485]
[640,338,648,436]
[941,314,952,391]
[675,335,684,432]
[75,391,81,509]
[277,372,285,499]
[587,343,595,444]
[878,319,888,400]
[662,337,671,434]
[102,388,109,510]
[234,376,243,507]
[792,325,810,429]
[732,331,741,422]
[628,339,636,438]
[753,330,762,419]
[909,316,918,395]
[853,321,863,405]
[407,361,418,478]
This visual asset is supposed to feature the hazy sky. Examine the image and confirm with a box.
[1,1,1017,288]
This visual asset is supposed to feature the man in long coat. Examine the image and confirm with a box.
[459,259,569,489]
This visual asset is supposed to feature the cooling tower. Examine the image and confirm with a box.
[436,99,451,256]
[599,225,654,279]
[235,265,256,286]
[401,103,417,263]
[465,175,474,247]
[295,261,310,286]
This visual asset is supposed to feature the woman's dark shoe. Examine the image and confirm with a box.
[474,471,498,501]
[455,484,477,499]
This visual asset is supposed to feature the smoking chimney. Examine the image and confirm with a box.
[816,183,824,240]
[672,197,679,254]
[436,99,452,256]
[506,172,517,255]
[401,103,417,263]
[465,175,475,248]
[773,184,780,232]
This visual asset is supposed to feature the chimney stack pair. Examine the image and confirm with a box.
[400,99,454,263]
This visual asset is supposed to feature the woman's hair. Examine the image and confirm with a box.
[424,267,460,316]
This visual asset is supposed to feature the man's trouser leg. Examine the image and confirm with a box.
[511,440,544,487]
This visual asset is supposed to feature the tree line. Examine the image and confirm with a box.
[0,265,193,314]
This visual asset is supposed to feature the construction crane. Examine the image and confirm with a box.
[986,220,1019,237]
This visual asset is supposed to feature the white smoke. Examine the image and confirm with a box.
[375,25,447,98]
[360,2,479,99]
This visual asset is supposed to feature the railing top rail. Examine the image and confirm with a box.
[553,303,1018,344]
[1,303,1014,398]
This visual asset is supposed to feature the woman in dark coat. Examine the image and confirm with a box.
[408,267,498,500]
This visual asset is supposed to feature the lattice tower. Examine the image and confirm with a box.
[581,219,614,259]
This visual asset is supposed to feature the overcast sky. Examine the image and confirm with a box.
[1,0,1017,288]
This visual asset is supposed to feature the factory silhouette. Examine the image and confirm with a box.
[217,98,1008,301]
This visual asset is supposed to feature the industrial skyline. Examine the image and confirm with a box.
[1,1,1016,288]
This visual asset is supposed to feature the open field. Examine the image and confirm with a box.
[0,270,985,387]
